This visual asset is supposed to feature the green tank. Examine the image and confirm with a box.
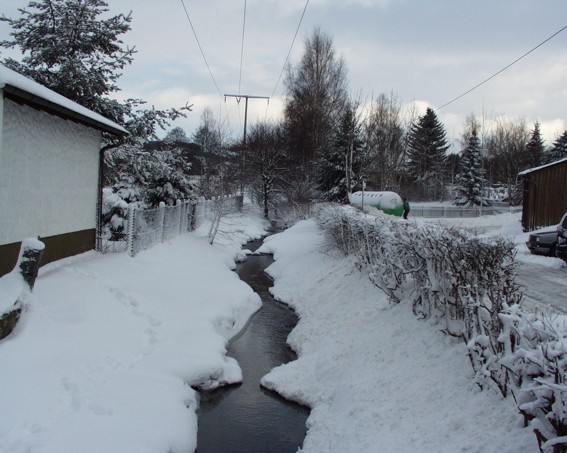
[348,191,404,217]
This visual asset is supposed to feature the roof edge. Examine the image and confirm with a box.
[4,85,128,137]
[518,157,567,176]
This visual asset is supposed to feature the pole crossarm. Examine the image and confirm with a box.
[224,94,270,144]
[224,94,270,100]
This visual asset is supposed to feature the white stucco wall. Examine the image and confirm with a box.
[0,97,101,245]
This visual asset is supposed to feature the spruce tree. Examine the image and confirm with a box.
[547,131,567,163]
[406,107,449,200]
[525,122,546,168]
[1,0,190,148]
[317,105,363,203]
[454,129,488,207]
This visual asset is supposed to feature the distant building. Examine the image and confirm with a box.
[519,158,567,231]
[0,64,127,277]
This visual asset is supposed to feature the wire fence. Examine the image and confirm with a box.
[98,196,243,257]
[409,205,522,218]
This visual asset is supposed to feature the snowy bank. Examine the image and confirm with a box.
[259,219,537,452]
[0,210,268,453]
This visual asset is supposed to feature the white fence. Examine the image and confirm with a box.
[409,205,522,218]
[99,196,243,257]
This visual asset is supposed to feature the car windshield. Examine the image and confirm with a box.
[563,215,567,228]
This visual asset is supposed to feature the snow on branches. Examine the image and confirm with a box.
[315,204,567,452]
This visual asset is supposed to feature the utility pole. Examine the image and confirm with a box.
[224,94,269,144]
[225,94,270,196]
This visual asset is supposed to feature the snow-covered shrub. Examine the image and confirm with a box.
[104,144,197,209]
[500,308,567,452]
[315,203,567,451]
[101,186,136,242]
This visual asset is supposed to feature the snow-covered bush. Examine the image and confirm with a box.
[104,144,197,208]
[500,308,567,452]
[315,203,567,452]
[101,187,132,242]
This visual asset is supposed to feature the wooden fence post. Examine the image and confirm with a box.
[18,238,45,291]
[0,238,45,340]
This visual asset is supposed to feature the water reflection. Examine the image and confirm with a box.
[195,238,309,453]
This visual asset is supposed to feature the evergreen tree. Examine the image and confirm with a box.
[406,107,449,200]
[454,129,489,207]
[317,104,363,203]
[547,130,567,163]
[525,122,545,168]
[104,145,196,208]
[1,0,190,148]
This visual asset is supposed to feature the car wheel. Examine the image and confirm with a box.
[549,244,557,257]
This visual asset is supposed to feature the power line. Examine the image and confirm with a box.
[179,0,223,98]
[238,0,247,95]
[436,24,567,111]
[267,0,310,106]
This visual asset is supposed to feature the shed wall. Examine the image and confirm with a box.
[0,97,101,245]
[522,160,567,230]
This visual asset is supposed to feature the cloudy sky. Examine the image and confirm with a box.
[1,0,567,148]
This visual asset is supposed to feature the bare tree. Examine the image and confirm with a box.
[364,92,406,192]
[283,28,349,170]
[192,107,235,198]
[247,122,289,218]
[484,116,529,205]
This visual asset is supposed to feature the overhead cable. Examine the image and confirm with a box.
[180,0,223,98]
[238,0,247,95]
[436,23,567,111]
[268,0,310,104]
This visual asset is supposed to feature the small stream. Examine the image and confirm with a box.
[195,237,309,453]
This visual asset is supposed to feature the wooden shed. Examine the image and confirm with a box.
[0,64,127,277]
[519,158,567,231]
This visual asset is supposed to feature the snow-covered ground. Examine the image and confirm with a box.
[0,206,560,452]
[0,211,269,453]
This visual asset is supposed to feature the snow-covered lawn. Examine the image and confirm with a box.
[0,207,553,452]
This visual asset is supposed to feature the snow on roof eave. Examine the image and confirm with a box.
[518,157,567,176]
[0,64,128,137]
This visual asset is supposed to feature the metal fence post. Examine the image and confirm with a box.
[176,199,182,236]
[127,204,135,257]
[159,202,166,243]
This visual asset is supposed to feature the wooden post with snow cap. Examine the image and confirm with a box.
[18,238,45,291]
[0,238,45,340]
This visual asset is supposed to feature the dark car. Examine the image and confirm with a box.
[556,212,567,262]
[526,231,558,257]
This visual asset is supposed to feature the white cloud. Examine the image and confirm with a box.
[540,119,566,144]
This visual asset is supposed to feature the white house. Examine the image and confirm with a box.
[0,64,127,276]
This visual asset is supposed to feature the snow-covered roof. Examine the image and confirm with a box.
[0,63,127,136]
[518,157,567,176]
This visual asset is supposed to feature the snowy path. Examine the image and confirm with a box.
[259,220,538,453]
[517,262,567,313]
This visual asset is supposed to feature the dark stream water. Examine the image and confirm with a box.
[195,238,309,453]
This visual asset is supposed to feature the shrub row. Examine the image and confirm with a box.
[315,204,567,452]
